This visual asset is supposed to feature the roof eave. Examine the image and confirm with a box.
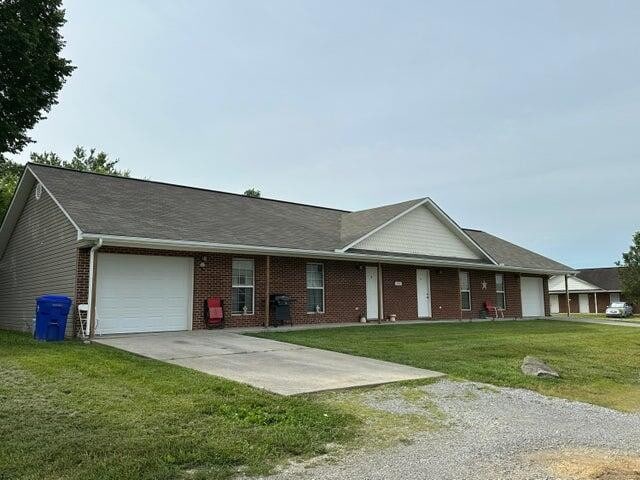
[79,233,576,275]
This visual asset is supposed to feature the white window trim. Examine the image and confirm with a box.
[460,271,471,311]
[496,273,506,310]
[232,258,255,315]
[306,262,325,314]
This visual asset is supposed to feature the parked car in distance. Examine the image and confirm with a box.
[605,302,634,318]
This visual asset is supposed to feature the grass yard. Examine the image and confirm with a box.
[0,330,358,480]
[252,320,640,412]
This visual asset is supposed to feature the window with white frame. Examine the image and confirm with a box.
[459,271,471,311]
[496,273,506,310]
[232,259,254,314]
[306,263,324,313]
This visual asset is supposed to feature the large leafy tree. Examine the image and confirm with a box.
[0,147,129,222]
[618,231,640,306]
[0,0,75,159]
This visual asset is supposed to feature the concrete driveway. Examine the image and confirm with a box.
[94,330,443,395]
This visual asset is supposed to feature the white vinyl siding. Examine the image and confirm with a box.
[306,263,324,313]
[232,259,254,314]
[459,271,471,311]
[496,273,506,310]
[548,275,601,294]
[353,205,481,259]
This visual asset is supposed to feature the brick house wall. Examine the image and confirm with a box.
[73,246,549,334]
[381,264,419,321]
[556,291,637,314]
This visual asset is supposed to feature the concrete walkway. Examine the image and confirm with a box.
[550,316,640,328]
[94,330,443,395]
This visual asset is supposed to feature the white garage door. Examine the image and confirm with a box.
[521,276,545,317]
[96,253,193,335]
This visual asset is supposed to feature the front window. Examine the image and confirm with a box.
[232,259,254,314]
[496,273,506,309]
[459,271,471,311]
[306,263,324,313]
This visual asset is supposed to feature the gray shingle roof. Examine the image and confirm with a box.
[463,229,574,272]
[28,164,573,272]
[339,198,425,247]
[30,164,345,251]
[576,267,621,291]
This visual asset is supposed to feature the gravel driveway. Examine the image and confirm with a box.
[261,379,640,480]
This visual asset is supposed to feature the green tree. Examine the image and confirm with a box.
[617,231,640,306]
[0,159,23,220]
[1,147,129,222]
[244,188,261,198]
[30,147,130,176]
[0,0,75,159]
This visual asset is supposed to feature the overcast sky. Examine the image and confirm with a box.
[10,1,640,269]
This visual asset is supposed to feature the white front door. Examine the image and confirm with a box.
[96,253,193,334]
[550,294,560,314]
[578,294,590,313]
[416,269,432,318]
[365,266,379,319]
[520,276,545,317]
[610,292,620,304]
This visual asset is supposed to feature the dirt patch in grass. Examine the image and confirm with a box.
[535,449,640,479]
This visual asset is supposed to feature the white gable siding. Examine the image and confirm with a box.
[352,205,481,259]
[548,275,601,293]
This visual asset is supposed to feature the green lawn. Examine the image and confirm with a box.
[252,320,640,412]
[0,330,357,480]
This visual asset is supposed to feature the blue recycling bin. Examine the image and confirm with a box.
[35,295,72,341]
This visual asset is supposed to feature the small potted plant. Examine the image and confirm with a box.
[389,313,397,322]
[359,312,367,323]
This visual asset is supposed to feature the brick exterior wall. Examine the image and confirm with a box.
[556,291,637,314]
[73,246,550,334]
[73,248,90,335]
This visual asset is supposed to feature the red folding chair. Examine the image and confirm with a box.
[484,300,504,319]
[205,297,224,328]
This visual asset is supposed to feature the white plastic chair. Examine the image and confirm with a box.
[77,304,89,339]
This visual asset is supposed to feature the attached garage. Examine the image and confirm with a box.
[520,276,545,317]
[95,254,193,334]
[0,164,577,336]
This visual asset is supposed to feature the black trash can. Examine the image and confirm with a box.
[269,294,295,327]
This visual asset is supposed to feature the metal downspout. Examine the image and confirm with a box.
[86,238,103,338]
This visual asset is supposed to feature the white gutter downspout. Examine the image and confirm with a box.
[86,238,103,338]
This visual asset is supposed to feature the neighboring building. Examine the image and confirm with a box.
[549,267,634,314]
[0,164,575,337]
